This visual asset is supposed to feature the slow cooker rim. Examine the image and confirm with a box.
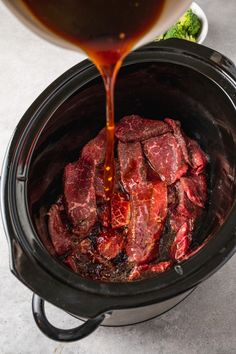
[2,40,236,309]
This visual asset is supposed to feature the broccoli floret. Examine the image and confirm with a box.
[179,9,202,36]
[163,25,186,40]
[155,8,202,42]
[163,25,197,42]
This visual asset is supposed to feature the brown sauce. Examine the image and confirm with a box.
[21,0,166,199]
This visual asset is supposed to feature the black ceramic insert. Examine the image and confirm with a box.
[1,40,236,324]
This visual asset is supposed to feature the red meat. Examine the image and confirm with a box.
[64,157,97,237]
[129,261,172,280]
[116,115,171,142]
[81,128,106,165]
[111,192,131,229]
[143,133,188,185]
[187,138,208,175]
[175,181,198,218]
[97,231,125,260]
[64,238,108,273]
[169,177,205,262]
[164,118,190,164]
[48,116,208,282]
[48,201,74,256]
[180,175,207,208]
[181,238,209,261]
[165,118,208,175]
[126,181,167,264]
[170,222,190,262]
[118,141,146,193]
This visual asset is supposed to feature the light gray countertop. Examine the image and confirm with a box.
[0,1,235,353]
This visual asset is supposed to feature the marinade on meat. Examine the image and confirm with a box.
[48,115,208,282]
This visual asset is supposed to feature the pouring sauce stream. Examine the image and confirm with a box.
[21,0,166,199]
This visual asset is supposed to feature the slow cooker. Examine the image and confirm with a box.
[1,40,236,342]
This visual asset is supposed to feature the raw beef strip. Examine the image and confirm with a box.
[126,181,167,264]
[169,209,193,262]
[181,237,209,261]
[48,200,74,256]
[97,231,125,260]
[164,118,190,164]
[165,118,208,175]
[118,141,146,193]
[169,179,204,262]
[187,138,208,175]
[126,184,156,264]
[169,210,190,235]
[81,128,106,164]
[180,175,207,208]
[129,261,172,280]
[116,115,171,142]
[111,192,131,229]
[170,222,190,262]
[150,181,168,222]
[143,133,188,185]
[64,157,97,237]
[175,181,199,218]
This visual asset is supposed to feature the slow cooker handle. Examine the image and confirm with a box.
[32,294,105,342]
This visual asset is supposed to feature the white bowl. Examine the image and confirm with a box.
[191,2,208,44]
[154,2,209,44]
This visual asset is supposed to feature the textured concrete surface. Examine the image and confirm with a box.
[0,1,236,353]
